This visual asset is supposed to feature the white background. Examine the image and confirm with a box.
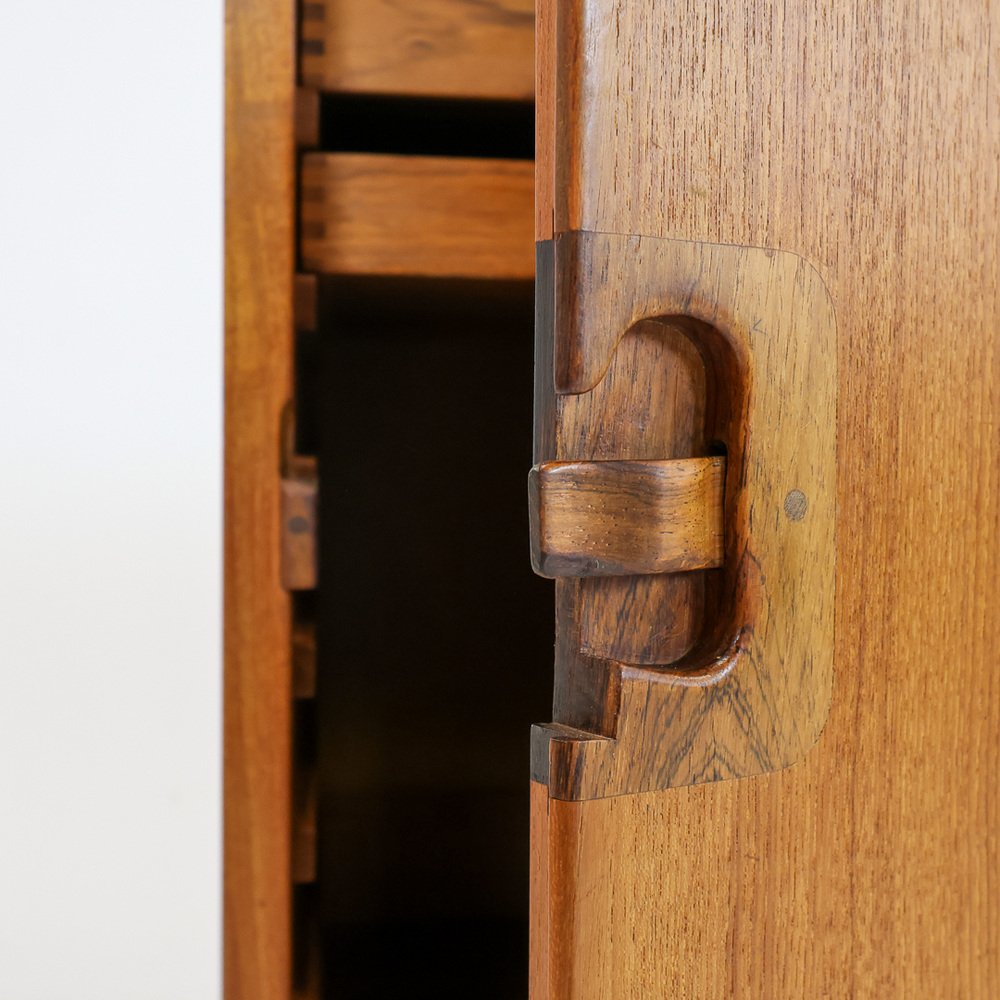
[0,2,222,997]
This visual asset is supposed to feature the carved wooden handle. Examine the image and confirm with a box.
[528,457,725,578]
[530,231,837,799]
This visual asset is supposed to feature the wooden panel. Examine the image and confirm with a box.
[300,0,534,100]
[301,153,534,279]
[532,0,1000,997]
[225,0,295,994]
[529,457,725,578]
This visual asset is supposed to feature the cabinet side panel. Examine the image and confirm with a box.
[225,0,296,995]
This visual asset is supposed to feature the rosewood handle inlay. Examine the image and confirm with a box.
[530,231,837,800]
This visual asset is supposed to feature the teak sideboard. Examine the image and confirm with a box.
[226,1,1000,997]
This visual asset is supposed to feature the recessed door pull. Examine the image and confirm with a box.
[529,230,837,800]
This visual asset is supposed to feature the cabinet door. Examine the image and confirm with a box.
[530,2,999,997]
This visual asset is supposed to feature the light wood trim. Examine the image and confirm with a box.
[225,0,295,993]
[529,458,725,578]
[300,0,533,100]
[534,0,555,240]
[300,153,535,279]
[529,781,551,1000]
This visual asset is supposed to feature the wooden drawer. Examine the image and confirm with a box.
[300,153,534,280]
[300,0,533,100]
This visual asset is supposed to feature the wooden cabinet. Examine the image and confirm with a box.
[227,1,999,997]
[227,3,540,997]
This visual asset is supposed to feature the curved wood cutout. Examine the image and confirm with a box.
[532,231,837,800]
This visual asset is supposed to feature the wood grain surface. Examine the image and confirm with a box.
[300,153,534,279]
[225,0,295,993]
[529,457,725,578]
[532,0,1000,997]
[300,0,534,100]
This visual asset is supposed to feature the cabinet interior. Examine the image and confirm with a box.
[294,96,549,997]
